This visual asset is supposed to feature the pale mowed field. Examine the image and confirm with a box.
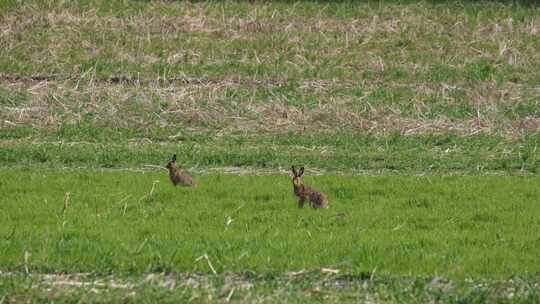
[1,1,540,140]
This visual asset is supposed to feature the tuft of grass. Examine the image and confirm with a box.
[0,85,27,106]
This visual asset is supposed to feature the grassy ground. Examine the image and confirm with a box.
[2,0,540,302]
[2,133,540,173]
[1,0,540,144]
[1,0,540,175]
[1,171,540,302]
[2,272,540,303]
[3,171,540,276]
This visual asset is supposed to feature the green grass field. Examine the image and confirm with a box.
[1,171,540,302]
[3,170,540,276]
[2,0,540,302]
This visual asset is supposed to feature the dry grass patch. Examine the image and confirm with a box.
[2,76,540,138]
[1,1,540,140]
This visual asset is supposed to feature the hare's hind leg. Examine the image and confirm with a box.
[310,196,327,209]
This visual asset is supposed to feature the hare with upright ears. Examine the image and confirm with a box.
[291,166,328,209]
[165,154,196,187]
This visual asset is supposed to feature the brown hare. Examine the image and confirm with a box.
[291,166,328,209]
[165,154,196,187]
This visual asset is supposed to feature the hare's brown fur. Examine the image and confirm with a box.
[291,166,328,209]
[166,155,196,187]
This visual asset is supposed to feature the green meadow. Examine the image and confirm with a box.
[2,0,540,302]
[1,171,540,302]
[2,170,540,276]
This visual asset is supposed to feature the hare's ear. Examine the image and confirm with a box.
[291,166,297,176]
[299,167,305,176]
[172,154,177,162]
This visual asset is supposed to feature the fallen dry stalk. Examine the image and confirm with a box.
[196,254,217,275]
[62,192,70,216]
